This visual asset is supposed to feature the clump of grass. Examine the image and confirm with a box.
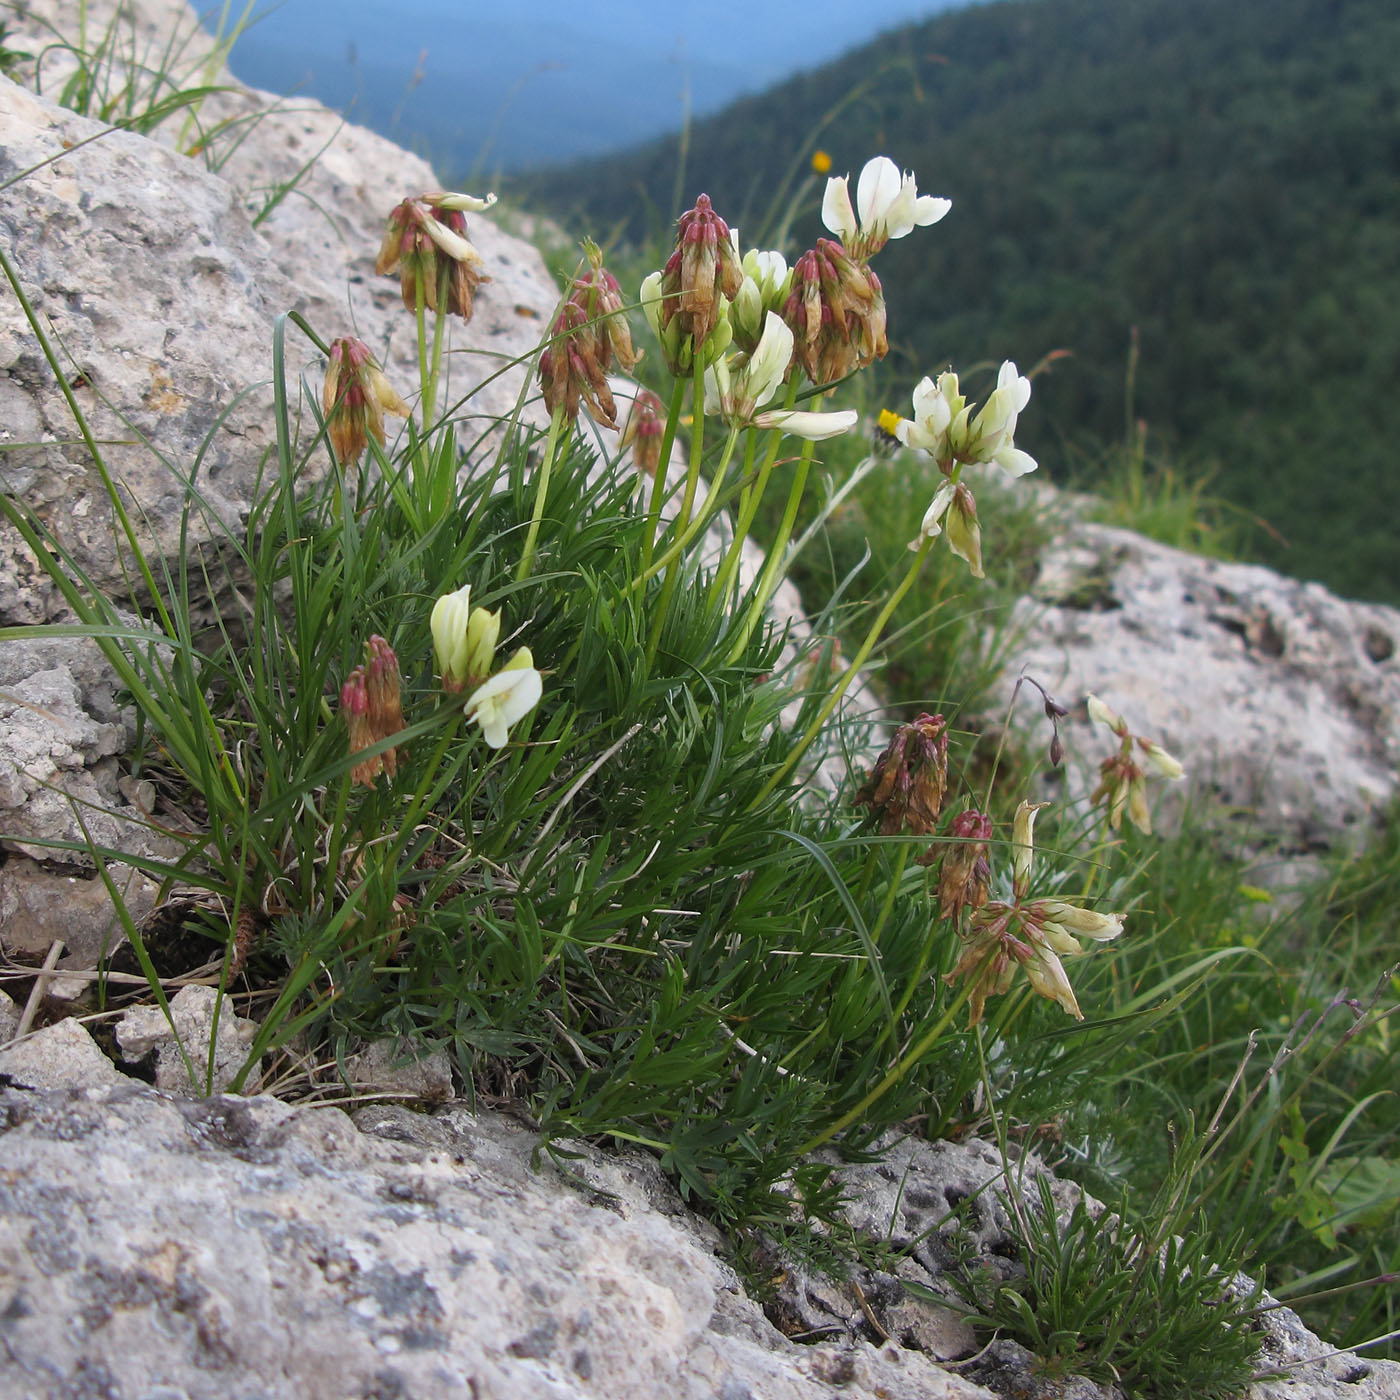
[952,1168,1264,1399]
[0,153,1135,1240]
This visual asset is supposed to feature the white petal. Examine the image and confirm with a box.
[1012,800,1044,891]
[421,216,485,267]
[821,175,858,244]
[994,444,1038,478]
[432,190,497,212]
[1086,694,1123,733]
[465,667,543,748]
[856,156,902,229]
[918,480,956,538]
[753,408,858,440]
[995,361,1032,420]
[1038,900,1125,942]
[1142,741,1185,780]
[746,313,794,409]
[912,194,951,227]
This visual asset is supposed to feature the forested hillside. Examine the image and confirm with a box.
[515,0,1400,601]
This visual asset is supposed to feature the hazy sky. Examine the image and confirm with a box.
[231,0,974,172]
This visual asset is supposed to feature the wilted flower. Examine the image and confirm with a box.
[1087,693,1185,835]
[364,635,404,777]
[340,667,378,787]
[782,238,886,387]
[340,636,404,786]
[618,385,666,476]
[944,800,1124,1024]
[649,194,743,359]
[322,336,410,465]
[375,191,495,320]
[854,712,948,837]
[464,647,543,749]
[822,155,951,260]
[934,808,994,915]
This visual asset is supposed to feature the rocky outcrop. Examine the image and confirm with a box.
[0,1046,1395,1400]
[0,1077,994,1400]
[1009,512,1400,852]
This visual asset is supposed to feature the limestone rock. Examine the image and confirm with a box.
[114,983,260,1093]
[0,1083,996,1400]
[0,56,558,626]
[342,1036,456,1102]
[0,987,19,1043]
[0,853,160,999]
[0,1014,127,1088]
[1008,515,1400,849]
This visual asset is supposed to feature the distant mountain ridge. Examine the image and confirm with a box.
[518,0,1400,602]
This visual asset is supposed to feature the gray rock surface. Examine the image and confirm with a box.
[0,1013,128,1087]
[0,1082,994,1400]
[1009,514,1400,849]
[114,982,261,1093]
[0,65,558,626]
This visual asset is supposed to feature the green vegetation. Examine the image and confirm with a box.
[3,6,1398,1386]
[517,0,1400,603]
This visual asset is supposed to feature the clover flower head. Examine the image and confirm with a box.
[322,336,410,465]
[464,647,543,749]
[1087,693,1185,834]
[821,155,951,260]
[375,192,493,320]
[936,808,994,917]
[649,194,743,362]
[781,239,886,387]
[340,636,404,786]
[854,712,948,837]
[943,799,1123,1024]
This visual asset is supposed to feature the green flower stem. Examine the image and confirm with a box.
[669,355,708,545]
[427,263,450,428]
[870,841,912,948]
[639,378,689,574]
[749,537,933,809]
[707,427,782,612]
[635,424,740,588]
[798,972,975,1156]
[724,437,817,666]
[516,403,568,582]
[414,267,432,424]
[1079,810,1116,903]
[643,371,714,666]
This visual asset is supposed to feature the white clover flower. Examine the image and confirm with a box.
[821,155,951,259]
[430,583,474,692]
[897,372,963,460]
[705,313,793,425]
[464,648,542,749]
